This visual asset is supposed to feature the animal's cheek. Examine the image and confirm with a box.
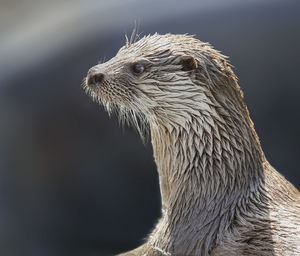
[138,78,161,88]
[106,80,131,97]
[112,73,135,87]
[135,83,161,99]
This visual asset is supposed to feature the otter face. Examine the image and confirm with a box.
[83,33,232,127]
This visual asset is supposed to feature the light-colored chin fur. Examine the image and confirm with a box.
[82,79,150,141]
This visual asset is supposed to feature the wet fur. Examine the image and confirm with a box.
[83,33,300,255]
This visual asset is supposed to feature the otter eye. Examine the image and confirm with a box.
[131,62,145,75]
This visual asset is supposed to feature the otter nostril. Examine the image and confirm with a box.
[87,73,105,87]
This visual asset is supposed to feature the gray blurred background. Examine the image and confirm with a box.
[0,0,299,255]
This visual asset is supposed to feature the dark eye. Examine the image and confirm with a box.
[131,62,145,75]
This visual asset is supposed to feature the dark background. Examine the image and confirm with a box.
[0,0,299,255]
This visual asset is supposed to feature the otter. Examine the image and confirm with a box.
[83,33,300,256]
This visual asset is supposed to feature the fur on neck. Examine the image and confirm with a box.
[147,78,267,255]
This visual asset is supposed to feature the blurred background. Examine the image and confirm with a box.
[0,0,299,255]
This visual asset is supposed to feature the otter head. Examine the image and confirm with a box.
[84,33,239,131]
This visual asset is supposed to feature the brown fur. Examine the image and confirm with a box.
[83,33,300,256]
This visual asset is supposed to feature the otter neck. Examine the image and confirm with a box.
[148,101,266,255]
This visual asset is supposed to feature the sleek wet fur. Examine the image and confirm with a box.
[83,33,300,256]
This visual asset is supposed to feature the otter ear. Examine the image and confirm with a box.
[180,56,198,71]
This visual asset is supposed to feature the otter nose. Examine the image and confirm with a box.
[87,72,105,87]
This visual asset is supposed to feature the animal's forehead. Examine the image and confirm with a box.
[117,35,171,56]
[116,33,208,60]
